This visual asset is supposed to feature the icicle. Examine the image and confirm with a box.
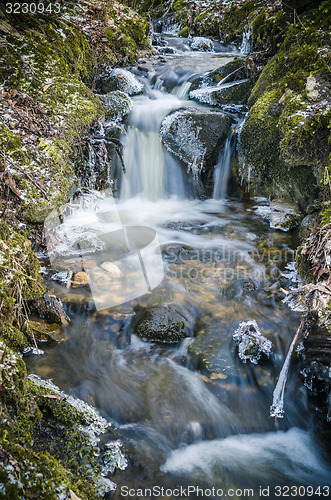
[240,26,253,55]
[270,319,304,419]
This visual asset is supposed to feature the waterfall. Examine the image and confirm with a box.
[213,129,236,199]
[121,128,167,201]
[240,26,253,55]
[153,18,181,35]
[120,93,185,201]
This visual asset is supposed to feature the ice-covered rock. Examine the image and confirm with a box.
[190,79,252,106]
[233,320,272,364]
[190,58,246,92]
[160,109,233,177]
[190,37,213,52]
[270,199,302,231]
[97,68,144,95]
[98,91,133,120]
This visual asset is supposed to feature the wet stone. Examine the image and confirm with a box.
[30,292,70,326]
[72,271,90,288]
[133,304,196,343]
[24,319,67,343]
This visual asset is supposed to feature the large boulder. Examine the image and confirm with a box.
[98,91,133,120]
[160,109,233,174]
[96,68,143,95]
[237,84,322,211]
[190,79,252,106]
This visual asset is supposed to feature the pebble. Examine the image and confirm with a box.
[101,261,122,276]
[73,271,89,287]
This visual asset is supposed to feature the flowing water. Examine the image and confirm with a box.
[27,35,331,499]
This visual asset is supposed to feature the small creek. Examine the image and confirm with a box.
[27,34,331,498]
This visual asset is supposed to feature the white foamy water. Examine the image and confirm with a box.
[162,428,331,486]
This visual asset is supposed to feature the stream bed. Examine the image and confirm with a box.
[27,34,331,499]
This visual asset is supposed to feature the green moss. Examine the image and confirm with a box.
[240,1,331,210]
[321,204,331,225]
[220,0,261,41]
[105,2,150,62]
[0,366,104,499]
[0,221,45,351]
[252,6,289,52]
[178,26,189,37]
[241,89,283,172]
[295,245,313,280]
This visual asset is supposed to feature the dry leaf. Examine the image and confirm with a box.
[42,394,66,401]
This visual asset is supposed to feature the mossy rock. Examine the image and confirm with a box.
[134,305,195,343]
[0,222,45,351]
[96,68,144,95]
[98,91,133,120]
[190,79,252,106]
[178,26,189,37]
[238,88,321,210]
[23,319,67,343]
[30,293,70,326]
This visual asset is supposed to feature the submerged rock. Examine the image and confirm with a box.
[160,109,233,176]
[97,68,144,95]
[98,91,133,120]
[190,79,252,106]
[134,304,195,343]
[233,320,272,364]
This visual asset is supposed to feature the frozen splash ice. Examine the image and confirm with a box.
[102,440,128,476]
[233,320,272,364]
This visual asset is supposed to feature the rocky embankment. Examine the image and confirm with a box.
[0,1,149,498]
